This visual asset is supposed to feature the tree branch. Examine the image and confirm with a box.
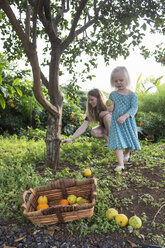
[152,203,165,224]
[44,0,51,21]
[69,0,88,37]
[54,2,65,35]
[32,0,40,47]
[85,7,91,21]
[37,0,61,44]
[25,5,31,39]
[54,0,70,35]
[40,70,49,89]
[0,0,32,52]
[75,0,109,36]
[28,0,36,7]
[62,0,88,50]
[0,0,59,117]
[76,19,96,36]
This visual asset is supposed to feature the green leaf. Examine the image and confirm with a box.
[13,78,19,85]
[15,86,22,96]
[0,94,6,109]
[142,23,147,31]
[0,76,2,85]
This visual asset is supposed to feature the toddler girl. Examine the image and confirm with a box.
[108,66,141,171]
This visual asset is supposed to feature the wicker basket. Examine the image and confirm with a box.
[22,178,97,226]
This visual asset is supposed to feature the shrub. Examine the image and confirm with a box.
[62,101,86,136]
[136,83,165,142]
[136,111,165,142]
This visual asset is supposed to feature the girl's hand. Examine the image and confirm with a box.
[117,113,130,124]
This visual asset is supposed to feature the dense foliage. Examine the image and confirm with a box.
[136,77,165,142]
[1,63,165,142]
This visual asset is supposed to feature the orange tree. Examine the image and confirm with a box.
[0,0,164,170]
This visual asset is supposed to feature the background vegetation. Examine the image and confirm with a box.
[1,54,165,142]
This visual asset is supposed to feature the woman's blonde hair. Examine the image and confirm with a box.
[86,88,107,123]
[110,66,131,88]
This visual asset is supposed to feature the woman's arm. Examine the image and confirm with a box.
[61,120,89,145]
[107,101,114,112]
[99,101,114,119]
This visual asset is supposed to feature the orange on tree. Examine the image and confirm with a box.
[37,203,49,211]
[59,199,69,205]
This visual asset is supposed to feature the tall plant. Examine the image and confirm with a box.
[0,53,24,109]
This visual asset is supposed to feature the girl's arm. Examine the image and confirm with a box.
[117,93,138,124]
[61,120,89,145]
[127,93,138,117]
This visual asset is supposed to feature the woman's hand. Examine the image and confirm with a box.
[107,101,114,112]
[61,138,72,145]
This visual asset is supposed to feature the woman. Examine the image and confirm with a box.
[62,88,112,145]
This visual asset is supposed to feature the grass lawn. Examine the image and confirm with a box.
[0,135,165,247]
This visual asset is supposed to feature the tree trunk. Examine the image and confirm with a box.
[45,47,63,171]
[45,110,62,171]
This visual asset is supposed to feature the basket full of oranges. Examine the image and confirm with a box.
[22,178,97,226]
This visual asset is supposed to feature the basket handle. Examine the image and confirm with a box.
[21,188,36,210]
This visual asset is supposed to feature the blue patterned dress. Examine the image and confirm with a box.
[108,91,141,150]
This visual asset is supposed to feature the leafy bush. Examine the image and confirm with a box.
[62,101,86,136]
[138,85,165,116]
[136,82,165,142]
[136,111,165,142]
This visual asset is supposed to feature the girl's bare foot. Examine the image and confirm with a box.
[123,151,131,162]
[114,165,124,171]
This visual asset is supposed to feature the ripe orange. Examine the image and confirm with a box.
[37,195,48,204]
[37,203,49,211]
[59,199,69,205]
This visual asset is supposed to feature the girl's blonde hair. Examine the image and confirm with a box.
[110,66,131,88]
[86,88,107,123]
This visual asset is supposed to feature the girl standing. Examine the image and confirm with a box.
[108,66,141,171]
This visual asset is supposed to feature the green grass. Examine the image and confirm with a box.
[0,134,165,246]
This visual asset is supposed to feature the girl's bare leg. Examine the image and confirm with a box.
[114,149,124,171]
[123,148,131,162]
